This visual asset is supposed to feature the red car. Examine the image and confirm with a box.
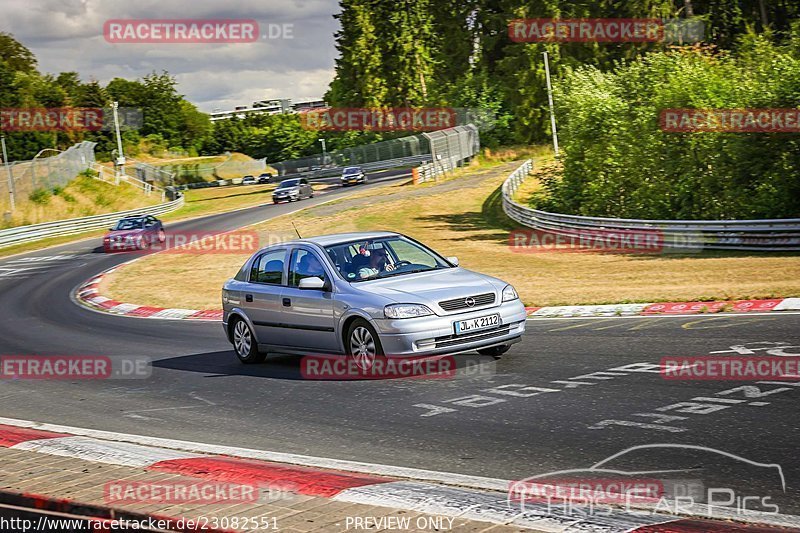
[103,215,166,252]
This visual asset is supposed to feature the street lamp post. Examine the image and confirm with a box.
[112,102,126,177]
[543,51,560,157]
[1,136,15,212]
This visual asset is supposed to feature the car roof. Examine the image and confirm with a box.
[343,166,361,171]
[268,231,400,249]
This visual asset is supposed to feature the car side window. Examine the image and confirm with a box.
[250,249,286,284]
[288,249,327,287]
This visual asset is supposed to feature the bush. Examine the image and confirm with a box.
[29,188,51,205]
[540,37,800,220]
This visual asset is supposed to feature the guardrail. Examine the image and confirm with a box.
[502,160,800,251]
[0,196,185,249]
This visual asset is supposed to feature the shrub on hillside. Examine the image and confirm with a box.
[539,37,800,220]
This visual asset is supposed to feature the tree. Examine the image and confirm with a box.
[0,32,37,73]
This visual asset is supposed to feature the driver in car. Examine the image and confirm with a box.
[298,253,326,281]
[357,248,395,279]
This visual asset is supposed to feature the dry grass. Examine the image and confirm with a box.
[1,175,162,230]
[105,155,800,310]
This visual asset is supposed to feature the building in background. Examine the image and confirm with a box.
[210,98,326,122]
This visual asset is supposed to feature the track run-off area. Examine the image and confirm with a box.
[0,167,798,527]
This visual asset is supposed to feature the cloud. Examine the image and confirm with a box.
[0,0,340,111]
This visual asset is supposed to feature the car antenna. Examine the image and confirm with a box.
[291,222,302,239]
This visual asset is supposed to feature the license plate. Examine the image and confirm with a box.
[454,314,500,334]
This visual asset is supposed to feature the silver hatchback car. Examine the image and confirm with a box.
[222,232,526,367]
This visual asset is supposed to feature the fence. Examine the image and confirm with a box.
[0,141,97,215]
[152,155,268,183]
[416,125,481,182]
[0,196,185,249]
[91,163,169,201]
[271,133,433,177]
[502,160,800,251]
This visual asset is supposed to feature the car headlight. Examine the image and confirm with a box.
[502,285,519,302]
[384,304,434,319]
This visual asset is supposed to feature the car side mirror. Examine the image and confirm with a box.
[446,256,459,267]
[299,277,326,290]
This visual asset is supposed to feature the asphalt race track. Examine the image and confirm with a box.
[1,169,798,516]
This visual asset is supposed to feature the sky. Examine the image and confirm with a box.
[0,0,340,112]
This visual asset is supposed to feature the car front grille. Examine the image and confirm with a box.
[439,292,496,312]
[434,324,511,349]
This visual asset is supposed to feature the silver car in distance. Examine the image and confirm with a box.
[222,232,526,367]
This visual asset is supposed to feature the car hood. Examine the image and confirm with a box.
[353,267,504,309]
[106,229,144,238]
[274,187,298,193]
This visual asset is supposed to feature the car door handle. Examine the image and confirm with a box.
[282,297,291,307]
[245,294,253,302]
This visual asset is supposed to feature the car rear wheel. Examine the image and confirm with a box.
[157,229,166,243]
[232,318,265,364]
[347,319,383,371]
[477,344,510,359]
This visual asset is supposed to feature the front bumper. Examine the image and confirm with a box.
[372,300,527,356]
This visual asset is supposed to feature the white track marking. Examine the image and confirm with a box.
[0,416,508,492]
[334,481,676,532]
[11,436,203,467]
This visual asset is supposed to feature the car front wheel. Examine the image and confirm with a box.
[232,318,265,364]
[347,319,383,371]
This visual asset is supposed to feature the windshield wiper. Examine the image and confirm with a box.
[379,268,433,279]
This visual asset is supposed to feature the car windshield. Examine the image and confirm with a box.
[325,236,451,282]
[343,167,360,175]
[113,219,144,230]
[278,179,299,189]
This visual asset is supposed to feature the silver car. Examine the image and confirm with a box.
[222,232,526,367]
[272,178,313,203]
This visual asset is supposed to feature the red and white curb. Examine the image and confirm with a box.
[0,418,796,532]
[75,259,800,324]
[525,297,800,318]
[74,264,222,321]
